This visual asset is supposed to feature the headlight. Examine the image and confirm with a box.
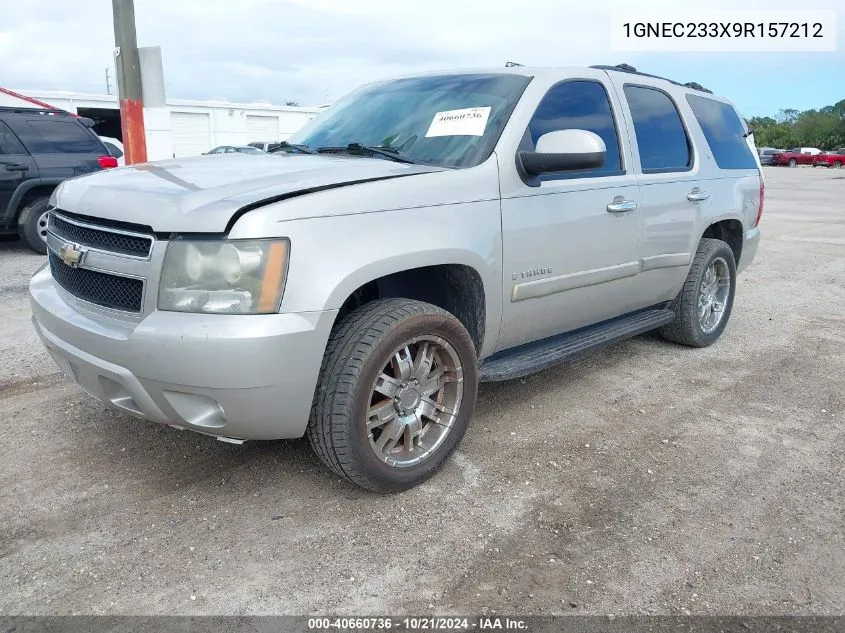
[158,239,289,314]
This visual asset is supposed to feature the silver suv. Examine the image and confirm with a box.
[30,64,762,492]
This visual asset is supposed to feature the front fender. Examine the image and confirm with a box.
[269,202,503,358]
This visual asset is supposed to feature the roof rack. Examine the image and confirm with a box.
[590,64,713,94]
[0,105,74,115]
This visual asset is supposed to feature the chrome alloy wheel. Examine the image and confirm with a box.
[698,256,731,334]
[366,336,464,468]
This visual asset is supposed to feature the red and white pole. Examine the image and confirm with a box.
[112,0,147,165]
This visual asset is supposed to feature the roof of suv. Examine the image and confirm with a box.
[381,64,724,101]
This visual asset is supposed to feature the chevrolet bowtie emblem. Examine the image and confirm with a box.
[59,242,85,267]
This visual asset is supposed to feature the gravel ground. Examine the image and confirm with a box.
[0,166,843,616]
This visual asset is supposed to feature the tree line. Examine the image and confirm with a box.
[747,99,845,150]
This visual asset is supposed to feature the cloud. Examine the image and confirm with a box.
[1,0,842,112]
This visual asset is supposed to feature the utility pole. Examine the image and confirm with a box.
[111,0,147,164]
[105,67,112,95]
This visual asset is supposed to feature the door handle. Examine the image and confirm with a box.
[606,199,638,213]
[3,163,29,172]
[687,188,710,202]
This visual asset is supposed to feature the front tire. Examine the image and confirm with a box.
[17,197,50,255]
[788,158,798,168]
[834,161,843,169]
[307,298,478,493]
[660,238,736,348]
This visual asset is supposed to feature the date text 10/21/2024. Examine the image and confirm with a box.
[306,617,528,630]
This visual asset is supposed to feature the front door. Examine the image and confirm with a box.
[497,77,643,351]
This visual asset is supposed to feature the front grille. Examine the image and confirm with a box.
[49,252,143,313]
[49,213,152,257]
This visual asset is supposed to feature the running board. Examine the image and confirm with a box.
[479,308,674,382]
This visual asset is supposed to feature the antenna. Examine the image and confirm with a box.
[105,67,112,95]
[505,61,523,67]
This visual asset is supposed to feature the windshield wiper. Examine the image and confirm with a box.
[270,141,316,155]
[315,143,417,164]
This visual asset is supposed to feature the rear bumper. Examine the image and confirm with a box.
[737,227,760,275]
[29,266,337,440]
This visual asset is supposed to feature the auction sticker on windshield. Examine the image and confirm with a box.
[425,106,491,137]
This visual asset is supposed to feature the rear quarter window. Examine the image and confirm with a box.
[103,141,123,158]
[686,96,757,170]
[22,119,102,154]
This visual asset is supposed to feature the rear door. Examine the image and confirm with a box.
[5,115,105,179]
[0,119,38,222]
[612,78,706,306]
[171,112,211,157]
[246,115,279,142]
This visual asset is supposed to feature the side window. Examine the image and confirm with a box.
[23,119,101,153]
[526,80,623,175]
[0,122,26,155]
[686,96,757,169]
[624,86,691,172]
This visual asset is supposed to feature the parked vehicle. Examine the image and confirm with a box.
[30,64,762,492]
[99,136,125,167]
[772,148,820,167]
[248,141,283,152]
[205,145,265,155]
[0,106,116,253]
[813,149,845,168]
[757,147,780,166]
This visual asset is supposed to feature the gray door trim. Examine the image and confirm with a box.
[511,261,640,302]
[640,252,691,271]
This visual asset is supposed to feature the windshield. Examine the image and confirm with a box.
[286,73,531,168]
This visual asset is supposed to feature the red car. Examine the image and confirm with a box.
[772,149,818,167]
[814,149,845,169]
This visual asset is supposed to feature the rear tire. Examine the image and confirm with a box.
[17,197,50,255]
[660,238,736,348]
[307,298,478,493]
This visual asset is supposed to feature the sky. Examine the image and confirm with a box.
[0,0,842,117]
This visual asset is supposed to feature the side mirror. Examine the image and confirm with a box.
[518,129,606,176]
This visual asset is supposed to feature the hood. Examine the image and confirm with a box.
[55,153,445,233]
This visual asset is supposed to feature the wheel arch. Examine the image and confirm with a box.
[329,259,491,356]
[3,179,62,226]
[700,218,743,266]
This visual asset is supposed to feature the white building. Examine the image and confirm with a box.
[0,87,321,160]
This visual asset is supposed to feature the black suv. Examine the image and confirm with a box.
[0,107,116,253]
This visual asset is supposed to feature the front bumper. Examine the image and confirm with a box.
[29,267,337,440]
